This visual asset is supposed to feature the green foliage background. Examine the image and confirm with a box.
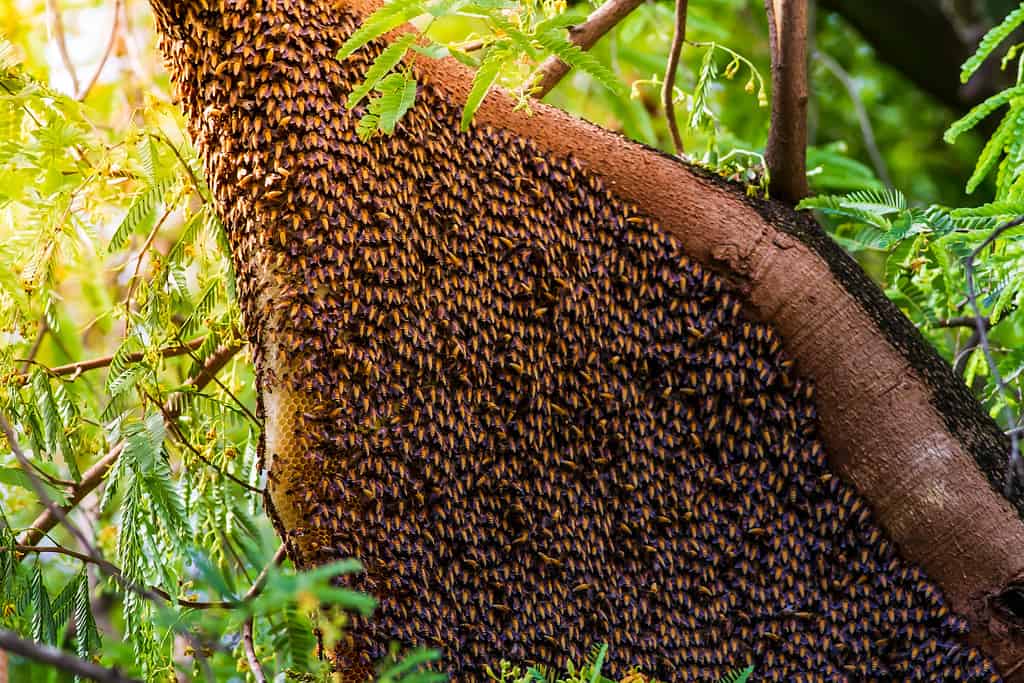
[0,0,1020,680]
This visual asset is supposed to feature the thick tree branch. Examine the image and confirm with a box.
[663,0,688,154]
[0,629,139,683]
[529,0,646,99]
[764,0,810,202]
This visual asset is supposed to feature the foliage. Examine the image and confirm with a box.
[802,1,1024,439]
[0,0,1019,681]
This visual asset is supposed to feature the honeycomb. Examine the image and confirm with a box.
[150,0,1001,680]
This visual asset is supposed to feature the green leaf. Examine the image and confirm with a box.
[534,29,623,96]
[461,47,507,130]
[945,86,1024,144]
[74,573,101,660]
[952,200,1024,217]
[336,0,425,61]
[376,72,419,134]
[30,566,56,645]
[961,3,1024,83]
[348,35,416,108]
[108,176,174,253]
[966,105,1015,194]
[718,666,755,683]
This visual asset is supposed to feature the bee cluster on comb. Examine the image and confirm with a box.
[150,0,1001,680]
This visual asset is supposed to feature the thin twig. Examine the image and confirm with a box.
[663,0,689,154]
[241,617,267,683]
[17,336,210,379]
[0,413,97,558]
[0,628,139,683]
[124,206,174,319]
[45,0,80,96]
[176,335,259,425]
[813,50,891,187]
[76,0,123,101]
[11,545,231,609]
[141,387,263,494]
[18,322,50,375]
[529,0,647,99]
[964,215,1024,495]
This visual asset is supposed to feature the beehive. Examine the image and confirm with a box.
[150,0,1001,679]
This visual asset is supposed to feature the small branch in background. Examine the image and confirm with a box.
[813,49,892,187]
[17,335,210,380]
[76,0,123,101]
[241,617,267,683]
[17,343,244,548]
[45,0,80,96]
[0,628,140,683]
[663,0,689,154]
[17,322,49,375]
[0,413,98,558]
[964,215,1024,496]
[952,328,982,377]
[764,0,810,202]
[11,545,234,610]
[124,206,173,320]
[938,315,994,329]
[529,0,646,99]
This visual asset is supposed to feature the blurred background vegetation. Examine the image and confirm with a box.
[0,0,1022,680]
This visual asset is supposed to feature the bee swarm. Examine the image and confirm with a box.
[151,0,1000,679]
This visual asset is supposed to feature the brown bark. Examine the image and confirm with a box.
[530,0,646,99]
[764,0,809,202]
[330,0,1024,672]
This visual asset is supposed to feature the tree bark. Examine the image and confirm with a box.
[149,0,1024,677]
[764,0,810,203]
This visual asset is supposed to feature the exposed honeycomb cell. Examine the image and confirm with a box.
[151,1,1001,680]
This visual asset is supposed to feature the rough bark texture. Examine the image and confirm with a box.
[149,0,1024,678]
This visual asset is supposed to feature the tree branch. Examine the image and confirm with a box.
[17,336,210,379]
[45,0,80,96]
[813,49,891,187]
[241,617,267,683]
[76,0,123,101]
[529,0,646,99]
[663,0,689,154]
[17,343,244,547]
[965,215,1024,496]
[0,629,139,683]
[764,0,810,202]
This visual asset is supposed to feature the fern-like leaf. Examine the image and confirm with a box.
[348,34,416,108]
[462,46,508,130]
[336,0,425,61]
[945,85,1024,144]
[108,176,173,252]
[718,666,755,683]
[534,29,623,95]
[961,3,1024,83]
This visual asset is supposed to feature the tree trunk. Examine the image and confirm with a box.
[150,0,1024,678]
